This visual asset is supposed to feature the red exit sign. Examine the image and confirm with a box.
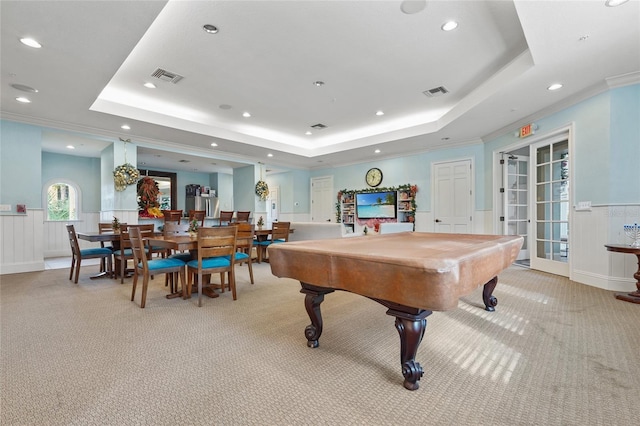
[519,123,534,138]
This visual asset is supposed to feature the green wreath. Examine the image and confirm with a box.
[113,163,140,192]
[255,180,269,201]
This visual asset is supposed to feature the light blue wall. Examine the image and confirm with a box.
[233,165,260,213]
[609,84,640,203]
[0,121,43,211]
[42,152,101,212]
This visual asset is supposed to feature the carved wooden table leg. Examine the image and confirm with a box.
[300,283,334,348]
[483,276,499,312]
[386,307,432,391]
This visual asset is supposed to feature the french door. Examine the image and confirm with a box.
[530,136,570,276]
[502,155,529,260]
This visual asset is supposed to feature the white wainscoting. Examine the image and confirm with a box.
[0,209,45,274]
[43,212,101,258]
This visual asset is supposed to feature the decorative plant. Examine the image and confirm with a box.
[137,176,163,218]
[188,219,199,233]
[112,216,121,232]
[255,180,270,201]
[257,216,265,227]
[363,226,368,235]
[113,163,139,192]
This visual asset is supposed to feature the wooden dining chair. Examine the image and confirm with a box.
[129,227,187,308]
[186,226,237,306]
[162,210,183,223]
[236,211,251,223]
[218,210,234,226]
[256,221,290,263]
[232,222,255,285]
[65,224,113,284]
[114,224,154,283]
[163,221,192,292]
[188,210,206,227]
[97,222,126,273]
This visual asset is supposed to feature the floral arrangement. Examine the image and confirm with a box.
[188,219,199,234]
[255,180,269,201]
[256,216,265,227]
[137,176,164,218]
[113,163,139,192]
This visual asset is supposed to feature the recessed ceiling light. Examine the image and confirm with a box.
[143,82,156,89]
[547,83,563,91]
[15,97,31,103]
[66,145,75,149]
[605,0,629,7]
[267,153,273,157]
[375,111,384,116]
[210,142,218,147]
[400,0,427,14]
[305,131,312,135]
[203,24,218,34]
[441,21,458,31]
[374,149,381,153]
[441,137,450,141]
[313,81,325,87]
[121,124,130,130]
[578,35,589,42]
[20,37,41,48]
[242,112,251,118]
[11,84,38,93]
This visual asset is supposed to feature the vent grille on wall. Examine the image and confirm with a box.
[311,123,327,130]
[423,86,449,97]
[151,68,184,84]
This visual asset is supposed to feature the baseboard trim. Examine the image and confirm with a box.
[0,261,45,275]
[572,269,635,292]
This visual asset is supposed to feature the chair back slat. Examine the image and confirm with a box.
[188,210,206,227]
[271,221,291,241]
[128,227,148,270]
[236,211,251,223]
[219,211,234,226]
[66,224,81,256]
[197,227,237,261]
[236,223,255,251]
[164,222,190,236]
[162,210,183,223]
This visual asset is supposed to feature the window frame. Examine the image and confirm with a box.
[43,178,82,222]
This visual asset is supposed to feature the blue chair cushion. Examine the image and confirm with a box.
[142,258,186,271]
[80,247,112,256]
[256,239,285,246]
[169,253,192,262]
[187,257,231,269]
[225,252,249,261]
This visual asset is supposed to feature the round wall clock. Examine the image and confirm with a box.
[365,167,383,187]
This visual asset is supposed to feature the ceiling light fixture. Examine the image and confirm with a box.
[121,124,130,130]
[66,145,75,149]
[376,111,384,116]
[605,0,629,7]
[20,37,41,48]
[400,0,427,14]
[305,131,312,135]
[374,149,381,154]
[547,83,563,91]
[143,82,156,89]
[15,97,31,103]
[203,24,218,34]
[242,112,251,118]
[267,153,273,157]
[11,84,38,93]
[313,81,325,87]
[210,142,218,147]
[441,21,458,31]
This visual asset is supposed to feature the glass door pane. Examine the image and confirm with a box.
[503,155,529,260]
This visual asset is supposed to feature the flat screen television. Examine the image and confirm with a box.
[355,191,397,219]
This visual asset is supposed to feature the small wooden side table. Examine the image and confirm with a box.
[605,244,640,304]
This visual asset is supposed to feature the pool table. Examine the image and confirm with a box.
[269,232,523,390]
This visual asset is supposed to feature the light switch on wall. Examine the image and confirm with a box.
[575,201,592,211]
[0,204,11,212]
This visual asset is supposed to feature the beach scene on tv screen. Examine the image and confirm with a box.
[356,192,396,218]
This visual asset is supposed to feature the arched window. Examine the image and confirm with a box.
[45,181,79,220]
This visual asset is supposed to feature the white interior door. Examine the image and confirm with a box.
[530,136,570,277]
[433,159,472,233]
[267,186,279,223]
[311,176,334,222]
[503,155,530,260]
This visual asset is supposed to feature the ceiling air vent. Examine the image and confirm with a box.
[311,123,327,130]
[151,68,184,84]
[178,159,190,163]
[423,86,449,97]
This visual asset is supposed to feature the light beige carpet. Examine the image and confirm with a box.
[1,262,639,425]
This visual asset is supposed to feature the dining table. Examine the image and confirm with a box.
[76,231,120,279]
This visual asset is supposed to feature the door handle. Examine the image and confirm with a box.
[435,219,442,223]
